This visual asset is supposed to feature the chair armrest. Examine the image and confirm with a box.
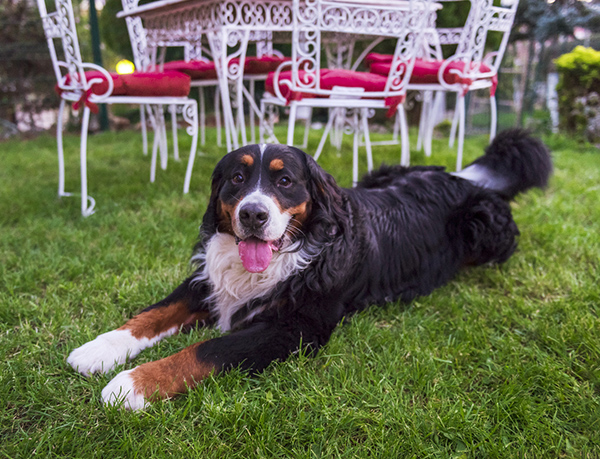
[80,62,115,100]
[271,60,294,103]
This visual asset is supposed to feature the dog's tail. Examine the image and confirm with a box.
[454,129,552,200]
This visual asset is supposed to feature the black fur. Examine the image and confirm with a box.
[149,130,552,376]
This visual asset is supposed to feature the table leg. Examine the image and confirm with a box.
[208,28,250,150]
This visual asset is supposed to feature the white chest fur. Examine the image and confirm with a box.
[193,233,314,331]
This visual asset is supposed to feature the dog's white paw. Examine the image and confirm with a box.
[102,368,148,411]
[67,329,142,376]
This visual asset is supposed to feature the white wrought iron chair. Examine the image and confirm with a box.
[121,0,222,157]
[368,0,519,170]
[260,0,434,185]
[37,0,199,216]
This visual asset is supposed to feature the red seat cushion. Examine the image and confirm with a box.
[266,69,391,98]
[163,56,290,79]
[55,70,192,113]
[233,56,291,75]
[364,53,394,66]
[58,70,192,97]
[162,60,218,80]
[367,54,498,95]
[265,68,403,116]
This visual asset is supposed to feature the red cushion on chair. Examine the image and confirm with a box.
[57,70,192,97]
[244,56,291,74]
[266,69,392,98]
[364,53,394,66]
[265,68,402,116]
[162,60,218,80]
[321,69,388,92]
[265,69,327,102]
[228,56,291,75]
[369,57,497,94]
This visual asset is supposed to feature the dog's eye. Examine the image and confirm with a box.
[278,176,292,188]
[232,173,244,184]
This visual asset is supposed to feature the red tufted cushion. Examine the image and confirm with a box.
[364,53,394,66]
[58,70,192,97]
[232,56,291,75]
[55,70,192,113]
[367,54,498,95]
[265,68,403,116]
[163,56,290,79]
[161,60,218,80]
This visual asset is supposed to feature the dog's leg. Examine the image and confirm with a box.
[67,278,211,377]
[102,317,335,410]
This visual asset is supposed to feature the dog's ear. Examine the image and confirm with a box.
[302,152,346,239]
[200,160,225,238]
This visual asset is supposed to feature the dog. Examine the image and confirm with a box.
[67,129,552,410]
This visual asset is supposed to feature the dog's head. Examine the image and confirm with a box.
[201,144,343,273]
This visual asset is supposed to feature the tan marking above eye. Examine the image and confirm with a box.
[241,154,254,167]
[269,158,284,171]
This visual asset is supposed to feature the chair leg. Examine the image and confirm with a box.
[258,100,280,145]
[170,104,179,161]
[237,80,247,147]
[449,97,459,148]
[259,100,265,144]
[333,108,344,151]
[352,110,360,187]
[301,107,312,149]
[416,91,427,152]
[79,106,95,217]
[156,106,168,170]
[148,106,160,183]
[456,94,466,171]
[425,92,443,157]
[140,105,148,156]
[215,87,222,147]
[287,103,297,146]
[391,110,400,144]
[249,80,256,144]
[199,87,206,146]
[314,111,337,162]
[360,108,373,172]
[183,101,200,194]
[398,105,410,167]
[489,94,497,143]
[56,99,70,198]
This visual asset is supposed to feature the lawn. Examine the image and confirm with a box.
[1,125,599,458]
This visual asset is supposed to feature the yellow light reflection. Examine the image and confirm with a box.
[116,59,135,75]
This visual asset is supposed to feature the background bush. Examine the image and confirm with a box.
[555,46,600,144]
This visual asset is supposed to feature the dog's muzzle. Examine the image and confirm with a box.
[238,202,269,233]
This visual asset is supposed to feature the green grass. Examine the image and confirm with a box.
[1,125,600,458]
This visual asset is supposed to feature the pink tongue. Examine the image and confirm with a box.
[238,238,273,273]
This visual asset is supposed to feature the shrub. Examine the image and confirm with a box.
[555,46,600,143]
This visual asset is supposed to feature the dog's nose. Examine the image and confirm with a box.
[239,203,269,230]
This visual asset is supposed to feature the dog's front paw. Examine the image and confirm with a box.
[102,368,148,411]
[67,329,142,376]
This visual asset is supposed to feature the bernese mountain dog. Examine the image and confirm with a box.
[67,129,552,410]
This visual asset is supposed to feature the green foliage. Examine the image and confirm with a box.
[555,46,600,91]
[555,46,600,142]
[0,0,57,126]
[99,0,134,61]
[1,128,600,457]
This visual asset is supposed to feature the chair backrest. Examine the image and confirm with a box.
[121,0,213,70]
[37,0,113,100]
[432,0,518,72]
[121,0,152,70]
[289,0,435,99]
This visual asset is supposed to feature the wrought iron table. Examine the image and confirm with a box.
[118,0,438,150]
